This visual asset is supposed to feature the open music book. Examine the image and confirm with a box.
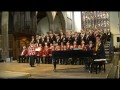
[35,47,41,51]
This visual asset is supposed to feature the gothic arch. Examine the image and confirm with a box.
[54,11,66,33]
[37,12,53,31]
[46,12,54,30]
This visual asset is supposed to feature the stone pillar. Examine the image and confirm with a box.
[50,23,54,32]
[72,12,75,31]
[49,12,54,33]
[32,13,37,34]
[1,12,9,60]
[110,12,120,48]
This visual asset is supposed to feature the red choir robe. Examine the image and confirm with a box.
[60,45,64,51]
[81,45,87,51]
[20,49,28,56]
[55,45,60,51]
[49,46,54,56]
[73,45,78,48]
[70,45,73,50]
[63,45,67,51]
[88,44,95,51]
[42,46,49,57]
[36,46,42,56]
[66,45,70,50]
[28,45,36,56]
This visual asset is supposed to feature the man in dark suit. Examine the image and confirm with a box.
[89,31,96,44]
[19,46,28,63]
[61,35,68,45]
[56,36,61,46]
[95,38,106,59]
[107,30,111,42]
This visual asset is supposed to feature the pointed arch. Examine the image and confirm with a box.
[37,12,53,31]
[54,11,66,33]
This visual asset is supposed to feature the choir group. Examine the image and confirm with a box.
[19,29,111,67]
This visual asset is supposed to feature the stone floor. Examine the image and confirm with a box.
[0,71,31,79]
[0,61,113,79]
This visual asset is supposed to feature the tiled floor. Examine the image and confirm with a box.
[0,61,113,79]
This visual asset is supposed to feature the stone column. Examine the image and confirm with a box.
[50,23,54,32]
[1,12,9,60]
[33,13,37,34]
[110,12,120,48]
[72,12,75,31]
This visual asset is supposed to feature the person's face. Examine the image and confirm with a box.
[30,43,34,47]
[81,41,85,44]
[45,43,47,45]
[89,41,92,44]
[96,37,100,41]
[61,43,63,46]
[64,46,66,48]
[39,44,42,47]
[56,43,58,46]
[67,43,69,45]
[50,44,52,46]
[32,36,34,39]
[23,46,26,49]
[74,42,76,45]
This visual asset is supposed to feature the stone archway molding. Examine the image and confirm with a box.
[37,11,54,32]
[54,11,66,33]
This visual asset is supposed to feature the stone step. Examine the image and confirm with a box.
[106,42,110,44]
[114,52,120,54]
[106,55,110,57]
[104,48,109,51]
[104,46,109,48]
[106,54,113,57]
[104,45,110,47]
[105,52,110,54]
[106,54,110,57]
[105,43,110,45]
[105,49,109,51]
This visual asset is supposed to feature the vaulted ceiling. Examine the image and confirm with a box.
[37,12,47,23]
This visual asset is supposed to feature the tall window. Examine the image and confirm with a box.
[81,11,110,31]
[66,12,72,30]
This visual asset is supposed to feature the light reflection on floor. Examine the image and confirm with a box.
[0,61,112,79]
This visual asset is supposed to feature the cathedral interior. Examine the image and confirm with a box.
[0,11,120,79]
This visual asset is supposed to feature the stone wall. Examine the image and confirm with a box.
[0,35,1,50]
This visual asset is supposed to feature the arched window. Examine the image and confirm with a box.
[81,11,110,31]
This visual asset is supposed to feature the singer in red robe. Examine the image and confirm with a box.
[19,46,28,63]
